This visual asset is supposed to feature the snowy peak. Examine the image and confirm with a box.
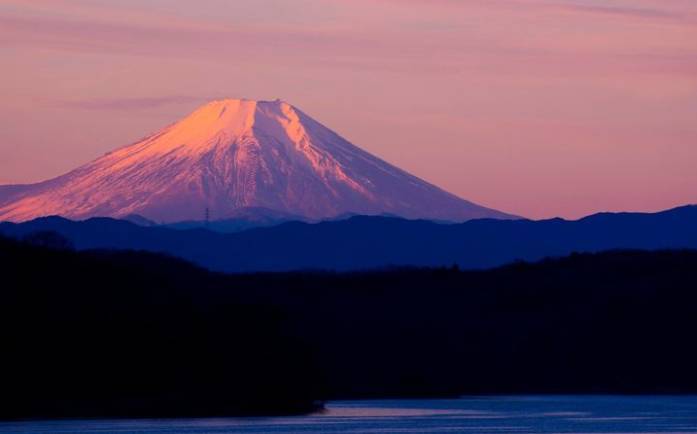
[167,98,259,147]
[115,99,283,156]
[0,99,517,223]
[166,98,308,146]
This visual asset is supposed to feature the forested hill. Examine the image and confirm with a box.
[2,233,697,420]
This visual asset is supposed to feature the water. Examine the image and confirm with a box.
[2,396,697,433]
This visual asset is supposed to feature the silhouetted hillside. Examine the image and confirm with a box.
[2,234,697,420]
[0,235,323,420]
[1,205,695,272]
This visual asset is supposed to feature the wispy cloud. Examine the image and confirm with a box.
[365,0,695,25]
[1,1,694,69]
[0,10,366,60]
[61,96,215,111]
[552,2,692,23]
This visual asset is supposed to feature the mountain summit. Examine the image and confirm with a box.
[0,98,516,222]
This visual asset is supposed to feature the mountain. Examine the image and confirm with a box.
[0,98,515,223]
[1,205,695,272]
[122,214,157,227]
[164,207,308,233]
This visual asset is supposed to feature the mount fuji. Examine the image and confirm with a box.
[0,99,516,223]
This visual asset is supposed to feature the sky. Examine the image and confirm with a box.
[1,0,696,219]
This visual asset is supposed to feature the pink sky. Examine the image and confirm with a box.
[1,0,696,219]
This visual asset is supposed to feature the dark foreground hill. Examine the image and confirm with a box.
[2,234,697,420]
[1,205,696,272]
[0,236,323,420]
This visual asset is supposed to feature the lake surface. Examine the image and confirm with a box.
[3,396,697,433]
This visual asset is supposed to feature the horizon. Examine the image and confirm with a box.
[2,0,697,219]
[3,202,697,225]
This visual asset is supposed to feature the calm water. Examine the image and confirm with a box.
[3,396,697,433]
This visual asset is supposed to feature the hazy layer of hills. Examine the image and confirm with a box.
[1,205,695,272]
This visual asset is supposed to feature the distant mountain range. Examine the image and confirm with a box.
[0,98,515,223]
[122,207,309,233]
[1,205,695,272]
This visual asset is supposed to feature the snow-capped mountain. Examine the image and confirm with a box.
[0,99,516,223]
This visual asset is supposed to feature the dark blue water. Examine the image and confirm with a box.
[3,396,697,433]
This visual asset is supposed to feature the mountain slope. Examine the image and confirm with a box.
[0,99,515,223]
[1,205,695,272]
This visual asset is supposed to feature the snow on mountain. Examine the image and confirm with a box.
[0,99,517,223]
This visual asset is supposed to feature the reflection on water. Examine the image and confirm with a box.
[2,396,697,433]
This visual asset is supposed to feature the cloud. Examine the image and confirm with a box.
[2,1,694,74]
[552,2,691,23]
[60,96,215,110]
[363,0,695,24]
[0,9,369,60]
